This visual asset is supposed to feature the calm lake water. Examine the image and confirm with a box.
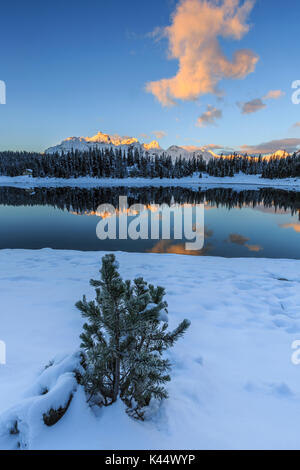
[0,186,299,258]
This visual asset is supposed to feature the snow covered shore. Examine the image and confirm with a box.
[0,174,299,191]
[1,249,300,449]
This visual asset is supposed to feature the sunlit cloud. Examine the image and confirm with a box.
[182,144,225,151]
[239,138,300,154]
[153,130,167,139]
[279,223,300,234]
[184,143,235,153]
[238,89,284,114]
[148,239,212,256]
[263,89,285,100]
[203,144,226,150]
[227,233,263,252]
[245,243,263,252]
[227,233,250,245]
[292,122,300,129]
[146,0,258,106]
[238,98,266,114]
[196,105,222,127]
[139,133,151,140]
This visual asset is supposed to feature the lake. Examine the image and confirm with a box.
[0,185,299,258]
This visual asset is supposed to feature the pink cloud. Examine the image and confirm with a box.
[146,0,258,106]
[196,105,222,127]
[153,130,167,139]
[239,138,300,154]
[263,90,285,100]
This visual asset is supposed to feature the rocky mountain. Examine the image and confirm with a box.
[45,131,216,162]
[45,131,299,162]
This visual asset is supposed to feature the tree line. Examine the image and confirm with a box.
[0,186,299,218]
[0,147,299,179]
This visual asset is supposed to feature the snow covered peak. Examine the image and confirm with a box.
[85,132,139,146]
[62,132,139,146]
[143,140,160,150]
[166,145,216,162]
[44,131,298,163]
[167,145,181,151]
[46,131,159,155]
[44,129,226,164]
[45,132,212,161]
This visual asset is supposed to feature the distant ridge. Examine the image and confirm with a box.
[45,130,298,162]
[45,131,216,162]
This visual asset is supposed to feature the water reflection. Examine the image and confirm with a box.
[225,234,263,253]
[0,186,299,214]
[279,223,300,233]
[0,186,299,258]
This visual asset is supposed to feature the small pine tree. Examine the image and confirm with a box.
[76,254,190,420]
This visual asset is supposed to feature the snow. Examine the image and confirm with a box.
[0,353,80,449]
[0,173,299,191]
[44,131,299,164]
[44,131,214,161]
[1,249,300,449]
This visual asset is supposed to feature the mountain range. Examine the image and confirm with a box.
[45,131,297,161]
[45,131,217,162]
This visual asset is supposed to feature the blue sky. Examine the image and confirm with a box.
[0,0,300,152]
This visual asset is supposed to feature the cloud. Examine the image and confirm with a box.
[263,89,285,100]
[227,233,263,252]
[279,223,300,234]
[139,133,151,140]
[147,239,211,256]
[196,105,222,127]
[239,138,300,154]
[227,233,250,245]
[203,143,235,152]
[238,89,285,114]
[182,143,235,155]
[238,98,266,114]
[203,143,224,150]
[146,26,166,41]
[146,0,258,106]
[245,244,263,252]
[153,130,167,139]
[292,122,300,129]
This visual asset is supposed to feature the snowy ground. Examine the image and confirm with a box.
[0,173,299,191]
[1,249,300,449]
